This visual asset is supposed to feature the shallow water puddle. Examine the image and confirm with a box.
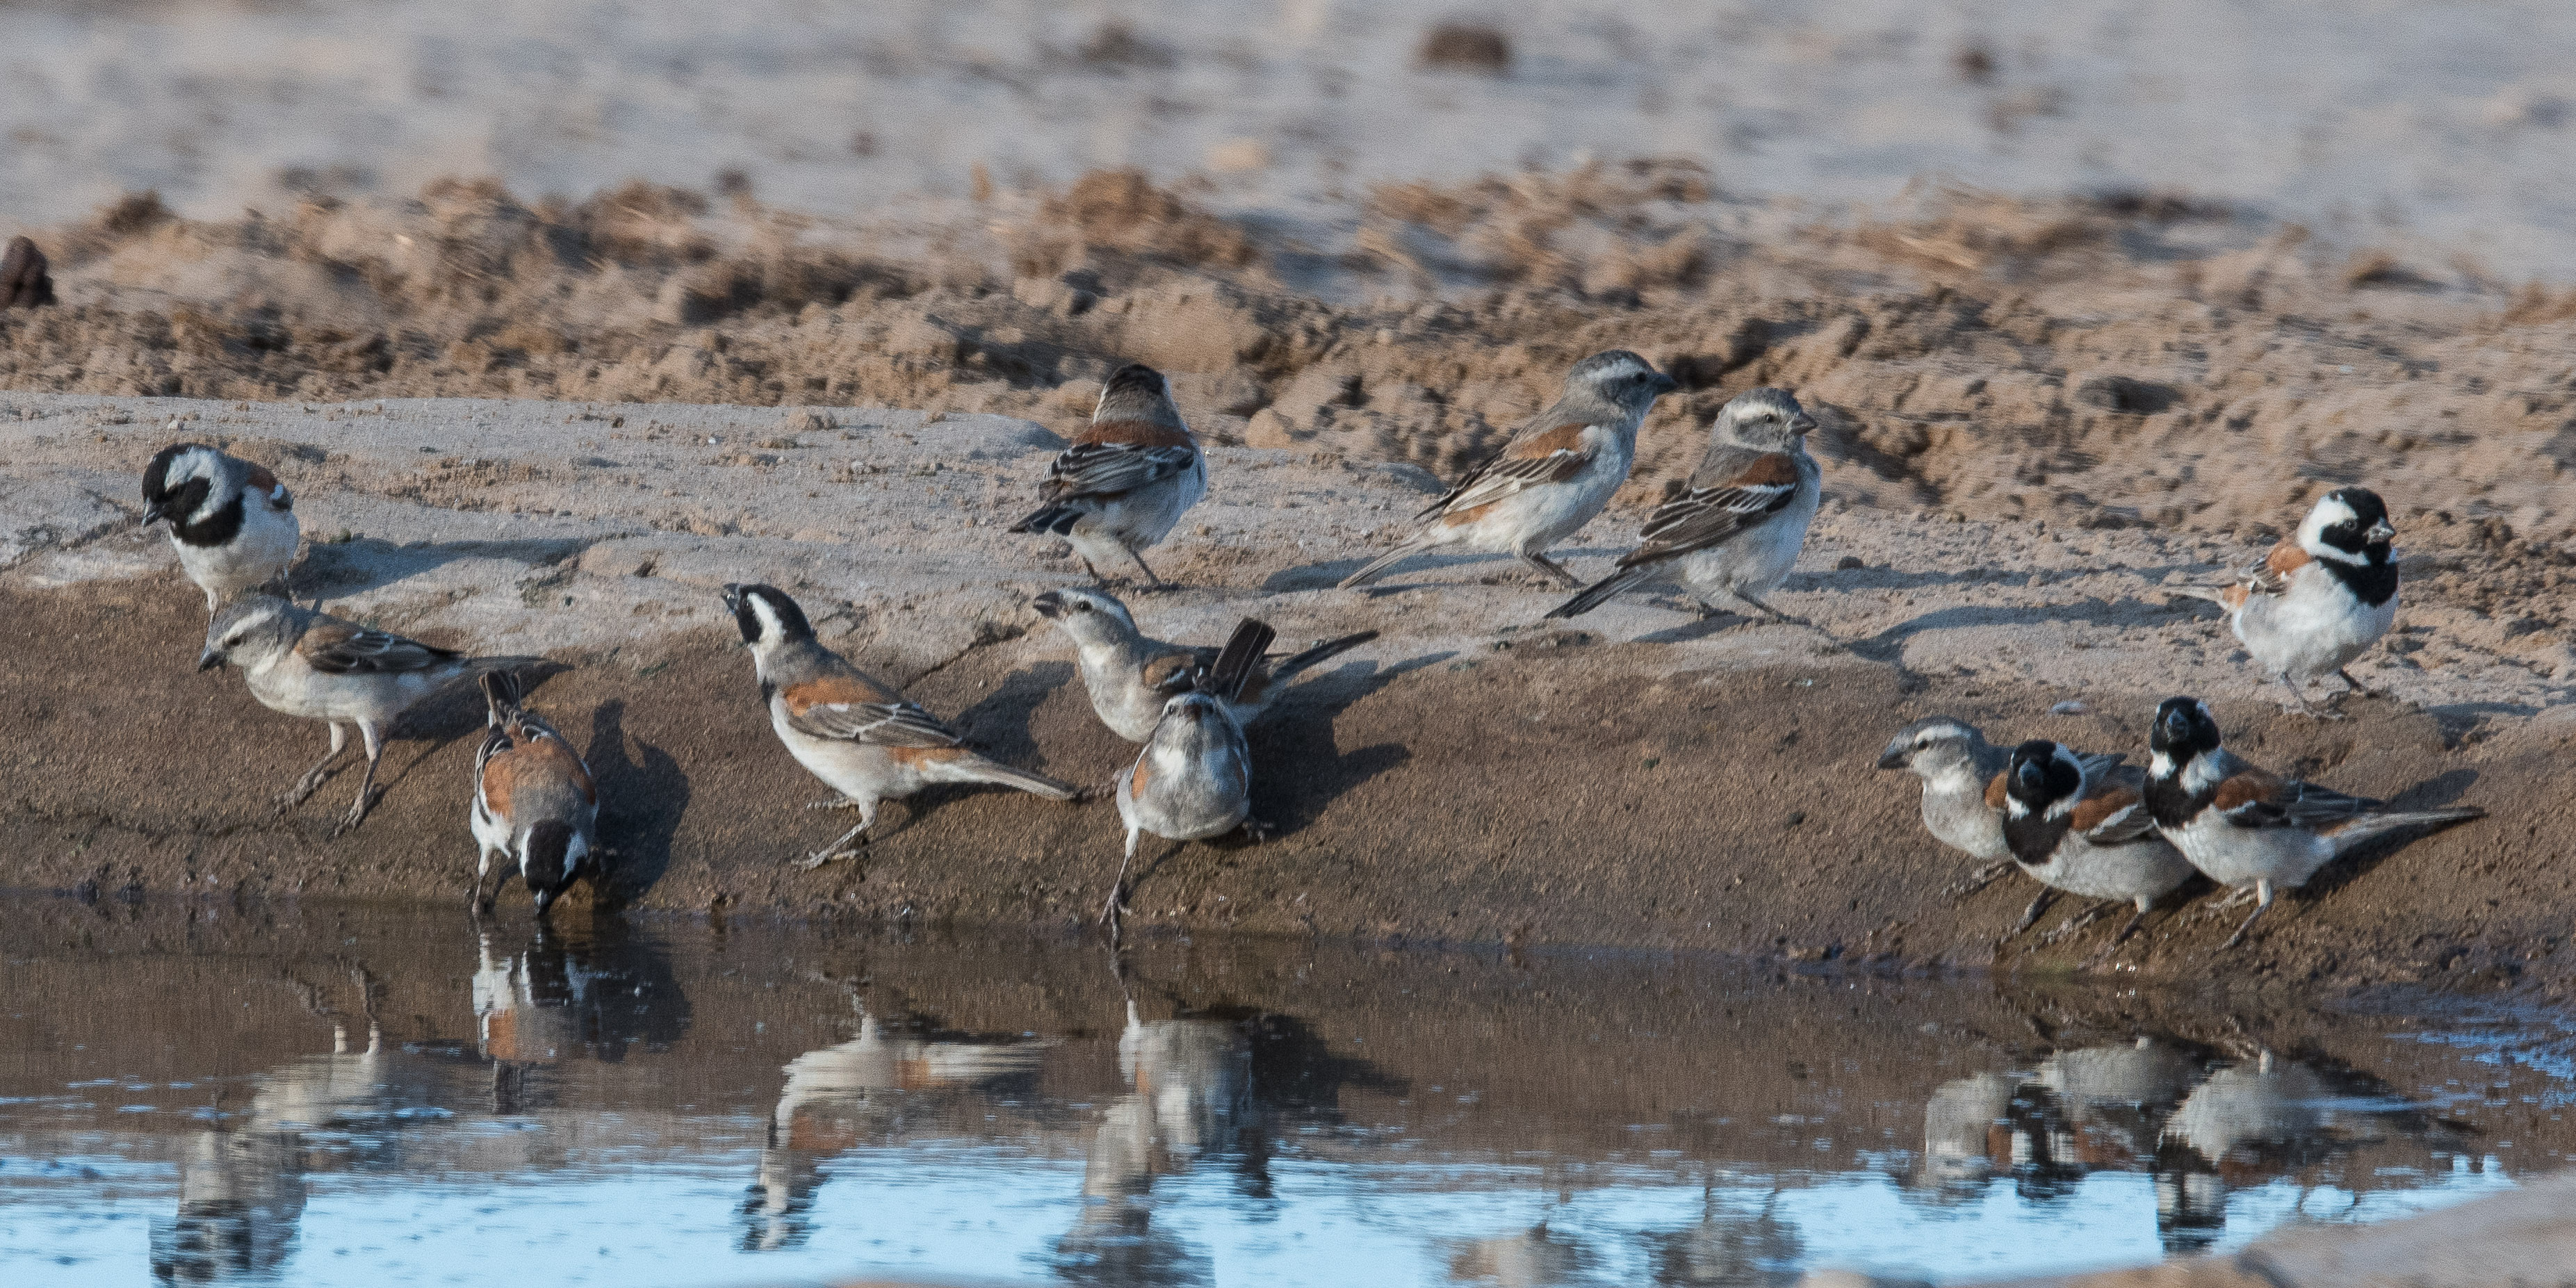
[1,899,2570,1287]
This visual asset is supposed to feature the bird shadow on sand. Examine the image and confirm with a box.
[1241,650,1452,835]
[2296,767,2484,902]
[1838,597,2194,664]
[292,535,592,602]
[588,698,689,906]
[1264,553,1574,596]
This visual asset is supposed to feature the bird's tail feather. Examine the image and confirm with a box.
[1207,619,1278,702]
[1544,565,1656,620]
[2327,806,2485,857]
[952,756,1082,801]
[1337,538,1428,589]
[1269,630,1380,685]
[1010,505,1083,536]
[478,670,525,728]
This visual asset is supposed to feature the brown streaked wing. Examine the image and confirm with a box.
[1619,454,1801,566]
[781,671,963,747]
[300,619,462,675]
[2243,538,2308,596]
[2071,786,2156,843]
[1040,440,1198,502]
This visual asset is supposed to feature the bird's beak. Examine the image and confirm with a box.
[1875,744,1908,771]
[1790,411,1818,436]
[140,503,166,529]
[2161,708,2192,742]
[1649,371,1680,397]
[1032,591,1065,619]
[532,889,556,920]
[197,646,224,671]
[2365,520,2395,544]
[2016,761,2047,793]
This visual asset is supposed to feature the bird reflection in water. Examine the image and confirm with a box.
[473,918,687,1113]
[151,923,685,1283]
[1052,954,1399,1287]
[739,987,1050,1253]
[1911,1036,2475,1253]
[149,970,418,1284]
[1645,1183,1801,1288]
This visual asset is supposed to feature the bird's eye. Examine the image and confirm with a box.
[224,634,243,648]
[1073,601,1090,612]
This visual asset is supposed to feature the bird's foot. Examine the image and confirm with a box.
[792,846,862,871]
[1944,860,2015,902]
[1099,886,1129,932]
[2038,903,2117,946]
[805,797,862,811]
[1239,817,1274,844]
[330,792,376,838]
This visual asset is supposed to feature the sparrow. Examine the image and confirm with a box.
[2144,696,2484,947]
[142,434,301,611]
[1996,739,2198,956]
[2184,487,2399,717]
[1031,587,1379,742]
[722,582,1079,868]
[1103,619,1273,931]
[1546,387,1820,621]
[1337,350,1679,590]
[470,671,603,917]
[199,595,543,833]
[1875,716,2125,899]
[1011,363,1207,588]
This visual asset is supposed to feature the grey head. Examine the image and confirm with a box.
[1560,350,1681,420]
[1032,586,1141,646]
[199,594,302,671]
[1094,362,1189,432]
[1711,388,1818,451]
[1877,715,1999,780]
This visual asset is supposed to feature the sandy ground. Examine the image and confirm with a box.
[5,391,2573,999]
[7,1,2576,280]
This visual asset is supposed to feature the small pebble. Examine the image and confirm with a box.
[2051,700,2088,715]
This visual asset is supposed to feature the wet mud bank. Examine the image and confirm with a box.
[3,393,2573,997]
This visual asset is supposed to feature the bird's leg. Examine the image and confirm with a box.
[1239,817,1274,843]
[796,799,877,870]
[2040,899,2123,945]
[2010,889,2058,937]
[1519,552,1583,589]
[1945,859,2016,901]
[1100,828,1142,936]
[334,722,385,835]
[1079,556,1108,587]
[282,724,350,809]
[2338,667,2378,698]
[2279,673,2344,721]
[468,845,496,912]
[2079,904,2153,970]
[805,796,863,811]
[1728,589,1817,628]
[2219,882,2275,950]
[1125,547,1168,590]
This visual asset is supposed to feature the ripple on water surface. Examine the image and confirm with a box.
[0,898,2568,1287]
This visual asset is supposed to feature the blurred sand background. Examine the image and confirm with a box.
[7,0,2576,278]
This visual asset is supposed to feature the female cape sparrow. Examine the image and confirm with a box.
[1339,351,1677,590]
[1011,364,1207,588]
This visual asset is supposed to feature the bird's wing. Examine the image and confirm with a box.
[245,463,292,511]
[298,619,462,675]
[2212,767,2380,830]
[1616,453,1802,567]
[778,669,965,748]
[1418,421,1597,520]
[1140,648,1212,696]
[2240,537,2309,598]
[2070,785,2159,845]
[1038,441,1198,503]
